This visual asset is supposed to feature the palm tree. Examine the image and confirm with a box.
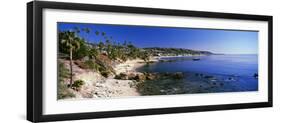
[88,48,99,59]
[101,32,106,37]
[95,31,99,36]
[98,41,105,53]
[105,39,112,55]
[82,27,90,34]
[74,26,80,33]
[60,31,81,87]
[80,27,91,43]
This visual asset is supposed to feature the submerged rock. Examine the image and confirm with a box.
[173,72,184,79]
[226,76,237,81]
[204,75,214,79]
[163,72,170,76]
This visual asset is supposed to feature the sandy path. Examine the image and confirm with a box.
[60,57,160,100]
[73,71,140,99]
[60,59,141,99]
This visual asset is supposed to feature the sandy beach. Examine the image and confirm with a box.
[114,59,145,75]
[114,57,159,74]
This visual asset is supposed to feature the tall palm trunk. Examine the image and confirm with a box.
[69,47,73,87]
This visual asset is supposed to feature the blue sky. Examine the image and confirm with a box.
[58,22,258,54]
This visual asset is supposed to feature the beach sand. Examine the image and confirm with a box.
[114,58,146,74]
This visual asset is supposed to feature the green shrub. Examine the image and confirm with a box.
[98,65,106,72]
[84,60,100,70]
[72,79,85,89]
[100,70,110,78]
[58,81,75,99]
[77,60,100,71]
[58,61,75,99]
[73,42,89,59]
[59,62,69,79]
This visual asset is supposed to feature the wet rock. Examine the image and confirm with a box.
[115,72,128,80]
[146,73,157,80]
[135,73,146,81]
[204,75,214,79]
[172,72,184,79]
[163,72,170,76]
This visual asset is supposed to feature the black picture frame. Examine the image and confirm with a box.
[27,1,273,122]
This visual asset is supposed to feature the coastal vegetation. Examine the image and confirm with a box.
[58,62,75,99]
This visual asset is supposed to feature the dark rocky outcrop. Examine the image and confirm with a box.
[172,72,184,79]
[115,73,128,80]
[146,73,158,80]
[134,73,146,81]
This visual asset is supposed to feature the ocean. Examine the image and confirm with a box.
[137,54,258,93]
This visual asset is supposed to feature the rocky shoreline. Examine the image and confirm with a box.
[59,55,258,100]
[59,56,190,100]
